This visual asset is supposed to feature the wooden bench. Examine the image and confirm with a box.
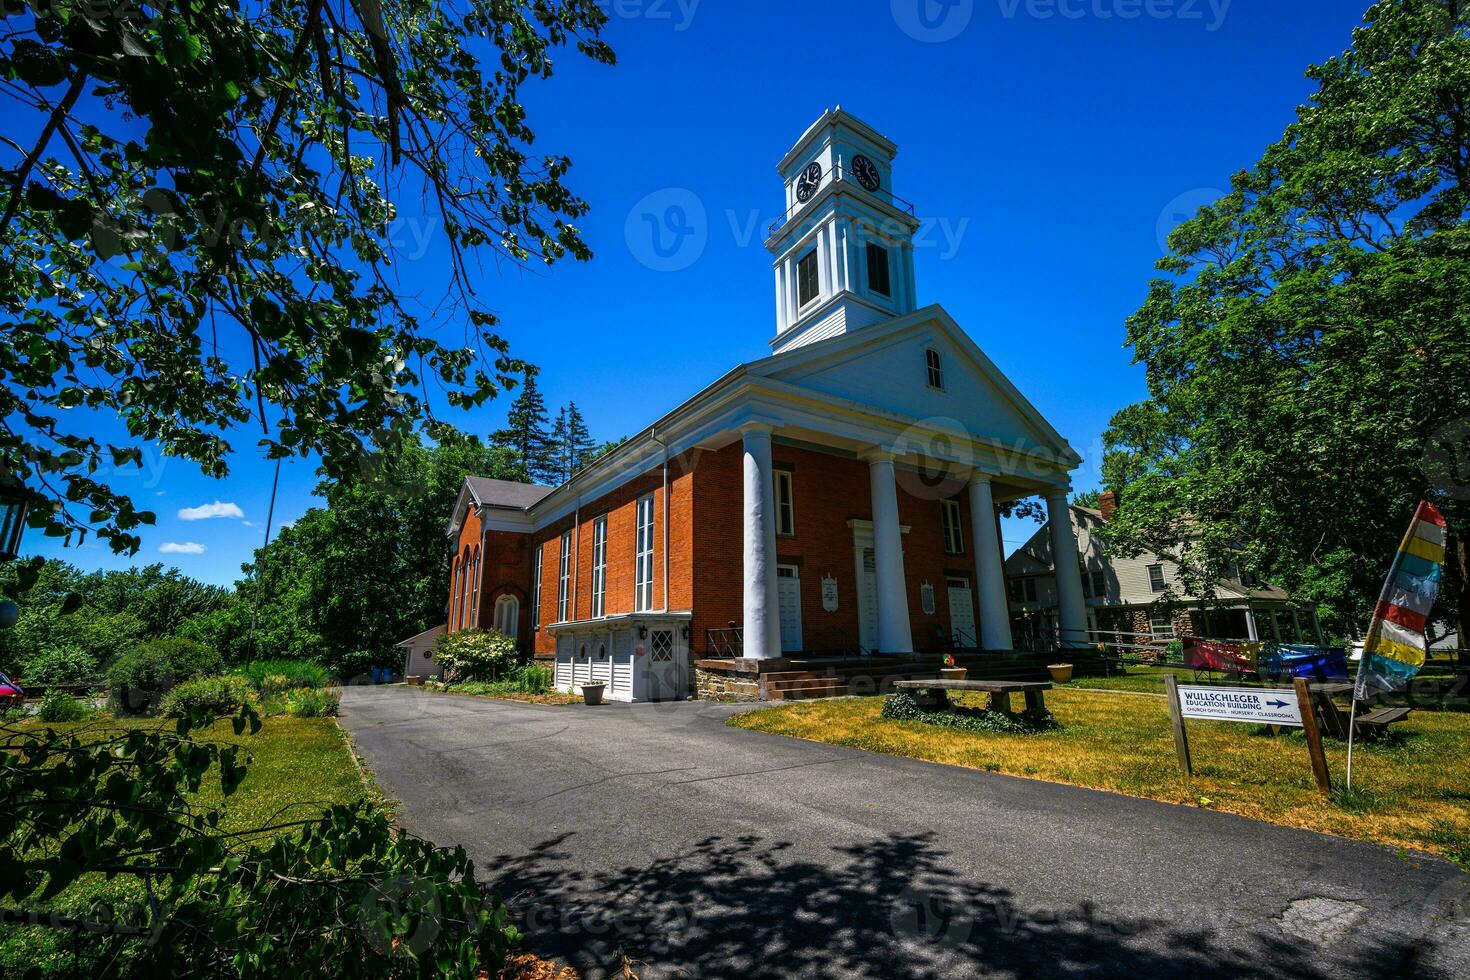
[1303,682,1412,739]
[1355,705,1411,733]
[894,679,1052,715]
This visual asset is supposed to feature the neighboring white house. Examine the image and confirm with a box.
[1005,493,1323,648]
[397,624,447,680]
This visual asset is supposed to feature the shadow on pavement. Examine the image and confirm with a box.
[488,830,1430,979]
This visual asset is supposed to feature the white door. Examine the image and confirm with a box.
[646,627,680,701]
[947,577,976,649]
[858,549,878,651]
[777,565,803,653]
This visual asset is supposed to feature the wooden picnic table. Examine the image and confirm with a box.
[894,679,1052,715]
[1299,681,1410,739]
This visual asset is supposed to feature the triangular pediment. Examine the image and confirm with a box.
[749,306,1077,463]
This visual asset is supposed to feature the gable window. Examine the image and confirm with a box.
[635,494,655,611]
[591,516,608,618]
[796,249,819,307]
[941,499,964,554]
[866,242,891,296]
[531,545,543,629]
[925,348,944,390]
[557,532,572,622]
[1241,567,1261,587]
[1080,562,1094,598]
[1009,577,1038,603]
[1090,569,1106,598]
[1147,564,1166,592]
[775,470,795,536]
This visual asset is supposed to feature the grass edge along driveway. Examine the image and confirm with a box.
[729,689,1470,869]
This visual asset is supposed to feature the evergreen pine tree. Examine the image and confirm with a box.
[543,406,571,484]
[492,372,552,482]
[565,402,597,474]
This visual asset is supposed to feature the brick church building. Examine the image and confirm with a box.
[439,109,1089,701]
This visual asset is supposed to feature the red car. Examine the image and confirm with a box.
[0,672,24,711]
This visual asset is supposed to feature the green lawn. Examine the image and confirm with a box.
[1,714,370,974]
[731,690,1470,869]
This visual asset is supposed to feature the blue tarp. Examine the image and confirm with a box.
[1257,645,1350,682]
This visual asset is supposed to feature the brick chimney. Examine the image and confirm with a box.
[1099,491,1118,520]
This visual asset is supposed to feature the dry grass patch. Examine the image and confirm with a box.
[730,690,1470,867]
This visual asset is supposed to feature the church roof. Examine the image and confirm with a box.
[464,476,554,511]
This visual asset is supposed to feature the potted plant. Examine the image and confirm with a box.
[939,654,967,681]
[580,682,606,706]
[1047,663,1074,683]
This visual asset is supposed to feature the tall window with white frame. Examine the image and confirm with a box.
[531,544,543,630]
[459,545,472,629]
[941,499,964,554]
[1147,564,1166,592]
[449,558,460,630]
[634,494,655,612]
[557,532,572,622]
[591,516,608,618]
[774,470,795,537]
[796,248,819,308]
[469,547,482,627]
[925,348,944,390]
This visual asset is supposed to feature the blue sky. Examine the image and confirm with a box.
[26,0,1374,584]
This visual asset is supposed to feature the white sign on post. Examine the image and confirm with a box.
[1176,685,1302,727]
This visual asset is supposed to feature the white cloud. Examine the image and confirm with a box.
[241,520,256,528]
[159,541,206,555]
[177,500,244,521]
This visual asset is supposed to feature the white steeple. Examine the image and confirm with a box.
[765,108,920,354]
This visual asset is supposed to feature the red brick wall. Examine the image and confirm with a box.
[520,459,696,658]
[689,442,987,656]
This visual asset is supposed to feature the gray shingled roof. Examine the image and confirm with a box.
[465,475,554,511]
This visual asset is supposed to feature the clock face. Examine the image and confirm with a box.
[852,155,880,192]
[795,162,823,202]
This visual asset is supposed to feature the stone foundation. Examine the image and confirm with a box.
[694,663,762,701]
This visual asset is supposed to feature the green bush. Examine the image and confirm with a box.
[880,691,1058,735]
[160,675,254,718]
[232,658,329,691]
[23,643,100,685]
[106,648,178,715]
[449,663,554,697]
[284,686,341,717]
[36,689,96,723]
[434,629,518,682]
[105,637,224,715]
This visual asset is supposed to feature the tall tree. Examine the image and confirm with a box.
[231,435,519,674]
[492,371,552,483]
[1,0,614,553]
[541,405,570,485]
[1102,0,1470,641]
[566,401,597,473]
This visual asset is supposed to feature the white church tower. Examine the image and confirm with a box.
[765,108,921,354]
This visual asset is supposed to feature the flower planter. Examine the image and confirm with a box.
[580,683,606,706]
[1047,664,1074,684]
[938,667,968,681]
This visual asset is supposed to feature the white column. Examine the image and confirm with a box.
[773,264,787,332]
[741,424,781,659]
[969,475,1013,651]
[1046,489,1088,649]
[1244,604,1259,642]
[866,450,913,653]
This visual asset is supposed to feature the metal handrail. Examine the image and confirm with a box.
[706,627,743,657]
[767,163,917,237]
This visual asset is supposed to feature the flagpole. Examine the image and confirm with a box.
[1345,697,1359,790]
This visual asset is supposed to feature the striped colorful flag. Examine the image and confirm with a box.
[1355,501,1448,699]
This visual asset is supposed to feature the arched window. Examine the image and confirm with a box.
[493,594,519,638]
[469,546,482,629]
[459,546,472,629]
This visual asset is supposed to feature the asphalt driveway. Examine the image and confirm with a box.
[339,685,1470,979]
